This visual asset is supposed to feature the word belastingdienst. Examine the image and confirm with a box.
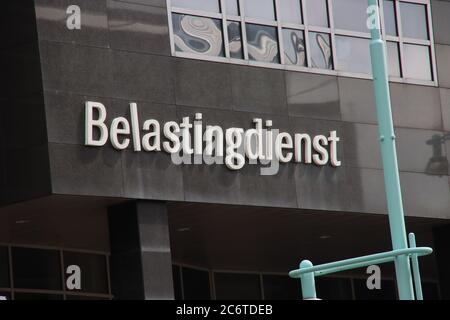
[85,101,341,172]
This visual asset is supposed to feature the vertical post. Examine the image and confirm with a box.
[108,201,175,300]
[300,260,317,300]
[409,233,424,300]
[367,0,414,300]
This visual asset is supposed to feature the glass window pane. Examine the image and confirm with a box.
[386,41,401,77]
[403,44,432,81]
[14,293,63,300]
[246,24,279,63]
[63,251,108,294]
[309,32,333,69]
[283,28,306,66]
[182,267,211,300]
[172,14,224,57]
[171,0,220,13]
[12,248,61,290]
[279,0,302,24]
[353,278,397,300]
[214,273,261,300]
[225,0,239,16]
[333,0,368,33]
[228,21,244,59]
[400,2,428,40]
[244,0,275,20]
[422,282,440,300]
[66,295,109,300]
[172,265,182,300]
[305,0,328,27]
[0,247,9,288]
[383,0,397,36]
[316,277,353,300]
[263,275,300,300]
[336,36,371,74]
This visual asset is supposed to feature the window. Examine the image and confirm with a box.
[182,267,211,300]
[12,247,62,290]
[246,24,279,63]
[214,272,262,300]
[335,36,371,74]
[0,247,9,288]
[168,0,436,84]
[332,0,368,33]
[172,13,224,57]
[279,0,303,24]
[172,0,221,13]
[63,251,109,294]
[305,0,328,27]
[282,29,306,66]
[1,245,111,300]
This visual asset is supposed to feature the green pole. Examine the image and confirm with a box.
[367,0,414,300]
[299,260,317,300]
[409,233,424,300]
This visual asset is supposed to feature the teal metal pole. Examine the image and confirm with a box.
[299,260,317,300]
[409,233,424,300]
[367,0,414,300]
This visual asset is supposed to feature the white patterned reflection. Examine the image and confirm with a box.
[246,24,279,63]
[173,14,224,57]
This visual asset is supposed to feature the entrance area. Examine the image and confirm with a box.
[0,197,446,300]
[168,202,443,300]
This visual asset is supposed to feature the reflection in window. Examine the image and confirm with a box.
[279,0,302,24]
[403,44,432,81]
[383,0,397,36]
[225,0,239,16]
[332,0,368,33]
[305,0,328,27]
[400,2,428,40]
[169,0,435,83]
[309,32,332,69]
[227,21,244,59]
[283,29,306,66]
[244,0,275,20]
[0,292,10,300]
[63,252,109,294]
[386,41,401,77]
[246,24,279,63]
[171,0,220,13]
[335,36,371,74]
[12,248,61,290]
[172,14,224,57]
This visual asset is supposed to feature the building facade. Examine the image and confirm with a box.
[0,0,449,300]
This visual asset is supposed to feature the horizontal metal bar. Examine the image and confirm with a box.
[289,247,432,278]
[314,256,395,277]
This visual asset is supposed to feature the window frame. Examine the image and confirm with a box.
[0,243,112,300]
[167,0,437,87]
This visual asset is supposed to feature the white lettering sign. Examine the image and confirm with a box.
[85,101,341,175]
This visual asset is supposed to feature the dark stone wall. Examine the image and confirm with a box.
[1,0,446,218]
[0,1,51,206]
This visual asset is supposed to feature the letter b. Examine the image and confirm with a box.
[85,101,108,146]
